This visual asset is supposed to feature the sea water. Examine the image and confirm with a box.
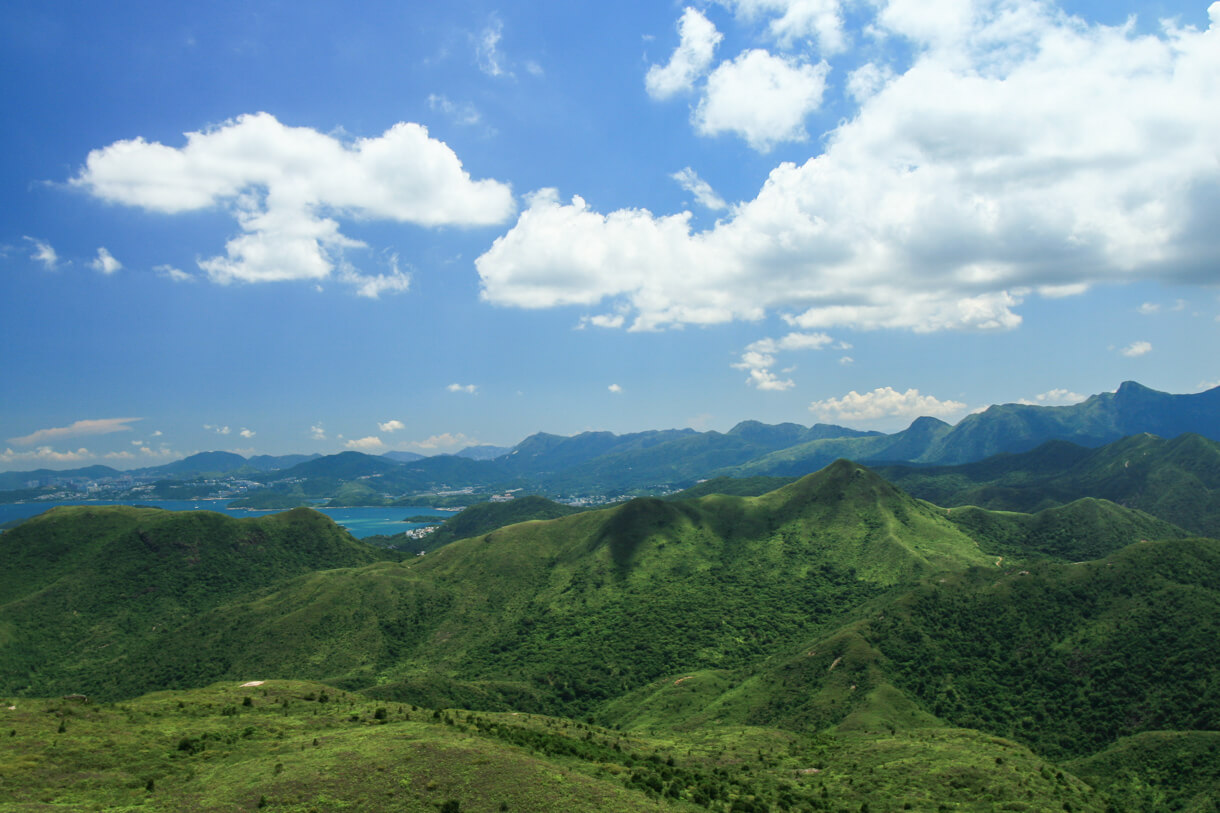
[0,499,452,538]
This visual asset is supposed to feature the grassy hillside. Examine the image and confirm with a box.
[0,506,393,700]
[2,457,1217,810]
[0,680,1114,812]
[883,432,1220,536]
[22,462,990,712]
[858,537,1220,759]
[944,497,1189,561]
[424,495,587,547]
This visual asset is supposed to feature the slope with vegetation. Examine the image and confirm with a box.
[1,453,1217,811]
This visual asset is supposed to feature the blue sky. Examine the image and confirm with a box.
[2,0,1218,470]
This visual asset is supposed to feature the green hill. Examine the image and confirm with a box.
[0,506,392,699]
[0,679,1115,812]
[944,497,1189,561]
[1,458,1217,810]
[423,494,586,547]
[882,432,1220,536]
[51,462,989,712]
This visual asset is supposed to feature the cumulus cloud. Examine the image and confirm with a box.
[345,435,385,451]
[447,383,478,394]
[672,167,728,210]
[0,446,93,465]
[309,424,327,441]
[72,113,514,295]
[239,428,256,438]
[724,0,848,54]
[407,432,477,451]
[8,417,142,446]
[378,419,406,433]
[733,331,833,389]
[809,387,967,423]
[646,7,723,99]
[1121,340,1152,357]
[608,383,623,393]
[23,236,59,270]
[90,247,122,275]
[480,5,1220,334]
[1018,388,1087,406]
[204,424,231,435]
[694,50,830,151]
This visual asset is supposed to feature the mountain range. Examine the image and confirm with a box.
[6,382,1219,507]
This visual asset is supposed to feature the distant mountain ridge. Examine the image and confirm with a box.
[4,381,1218,504]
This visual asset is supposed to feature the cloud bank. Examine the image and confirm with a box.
[480,3,1220,337]
[809,387,967,423]
[73,113,515,296]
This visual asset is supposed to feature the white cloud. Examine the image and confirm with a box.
[672,167,728,211]
[476,18,508,77]
[8,417,142,446]
[154,264,194,282]
[694,49,830,151]
[733,331,833,389]
[428,94,482,126]
[378,419,405,433]
[309,424,327,441]
[1017,388,1087,406]
[345,436,386,451]
[809,387,967,423]
[478,6,1220,334]
[73,113,514,295]
[0,446,93,465]
[846,62,894,102]
[1121,340,1152,357]
[724,0,848,54]
[336,256,411,298]
[204,424,231,435]
[839,355,854,365]
[23,236,59,270]
[1138,302,1160,314]
[1037,283,1088,299]
[646,7,723,99]
[580,312,626,329]
[1200,379,1220,390]
[608,383,623,394]
[406,432,477,451]
[90,247,122,275]
[447,383,478,394]
[239,428,256,439]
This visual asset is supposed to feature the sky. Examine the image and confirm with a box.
[2,0,1218,471]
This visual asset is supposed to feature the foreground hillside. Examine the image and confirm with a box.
[0,680,1113,812]
[1,460,1217,810]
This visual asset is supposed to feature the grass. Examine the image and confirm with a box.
[0,680,1118,812]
